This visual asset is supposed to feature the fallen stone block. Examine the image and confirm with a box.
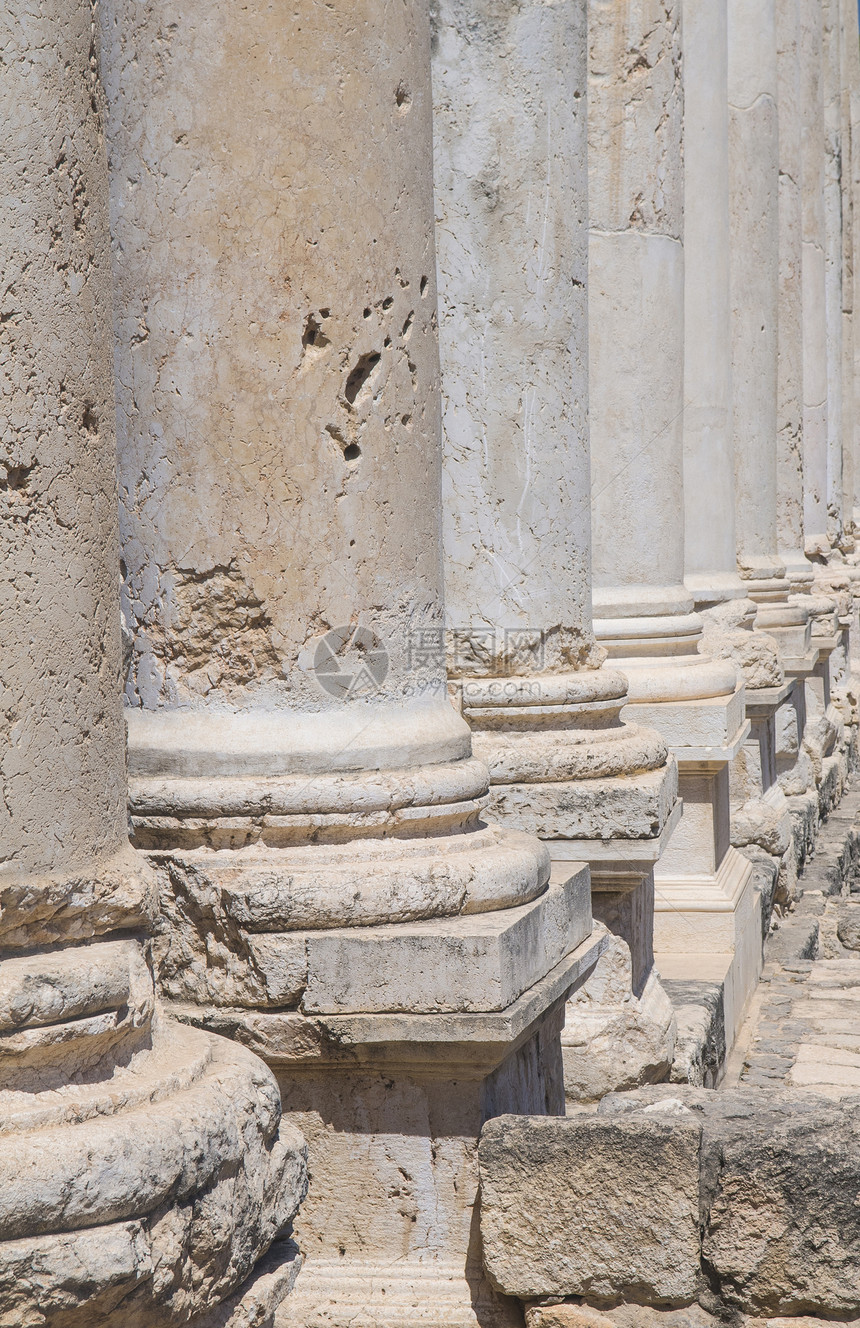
[599,1085,860,1319]
[765,916,819,963]
[479,1110,701,1305]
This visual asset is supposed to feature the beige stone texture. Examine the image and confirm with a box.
[434,0,594,668]
[802,0,831,549]
[682,0,743,604]
[699,601,784,691]
[589,0,686,613]
[479,1111,701,1304]
[562,928,676,1103]
[729,0,782,581]
[776,0,812,587]
[0,0,136,915]
[102,0,444,715]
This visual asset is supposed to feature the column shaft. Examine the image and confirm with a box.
[776,0,815,586]
[0,2,305,1321]
[682,0,742,605]
[802,0,831,553]
[101,1,585,1319]
[823,0,845,549]
[434,0,679,1104]
[728,0,782,583]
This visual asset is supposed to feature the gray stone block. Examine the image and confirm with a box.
[600,1085,860,1318]
[479,1110,701,1304]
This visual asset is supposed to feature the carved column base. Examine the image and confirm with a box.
[171,938,605,1328]
[653,846,761,1053]
[0,920,308,1328]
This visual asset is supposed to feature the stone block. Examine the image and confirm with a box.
[599,1085,860,1318]
[837,902,860,950]
[478,1110,701,1303]
[765,917,819,963]
[300,869,591,1014]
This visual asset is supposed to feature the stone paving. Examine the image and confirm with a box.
[726,782,860,1097]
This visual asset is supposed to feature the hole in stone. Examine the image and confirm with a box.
[320,308,331,318]
[0,462,33,491]
[344,352,381,404]
[402,311,414,337]
[384,336,391,348]
[420,276,428,296]
[395,81,411,109]
[401,414,412,426]
[82,403,99,434]
[343,443,361,463]
[302,313,331,349]
[363,307,372,319]
[382,296,394,310]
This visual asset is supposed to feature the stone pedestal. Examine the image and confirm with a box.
[102,0,584,1320]
[0,4,307,1323]
[267,943,601,1328]
[165,928,605,1328]
[621,698,761,1051]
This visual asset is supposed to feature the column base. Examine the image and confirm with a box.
[276,1260,521,1328]
[219,939,606,1328]
[0,1015,307,1328]
[654,847,762,1050]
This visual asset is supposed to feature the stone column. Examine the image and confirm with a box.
[433,0,680,1104]
[728,0,785,591]
[777,0,816,589]
[588,0,758,1060]
[851,19,860,536]
[823,0,845,552]
[100,0,594,1320]
[841,0,858,552]
[0,1,306,1322]
[682,0,745,607]
[802,0,831,556]
[677,0,795,957]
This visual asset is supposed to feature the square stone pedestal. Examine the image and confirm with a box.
[548,802,682,994]
[168,868,602,1328]
[653,761,761,1053]
[732,679,792,799]
[621,690,761,1058]
[252,927,604,1328]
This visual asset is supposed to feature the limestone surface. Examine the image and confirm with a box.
[479,1110,701,1304]
[562,929,676,1103]
[600,1085,860,1319]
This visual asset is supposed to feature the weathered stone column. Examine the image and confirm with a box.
[433,0,680,1104]
[682,0,744,607]
[588,0,758,1056]
[823,0,845,552]
[0,2,306,1323]
[851,10,860,537]
[802,0,831,557]
[101,0,593,1321]
[777,0,816,589]
[728,0,785,592]
[841,0,858,550]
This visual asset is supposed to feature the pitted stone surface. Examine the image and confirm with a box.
[479,1110,701,1303]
